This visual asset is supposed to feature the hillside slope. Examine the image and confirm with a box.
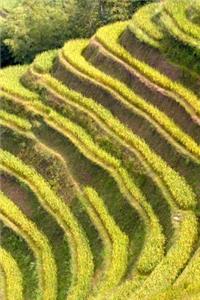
[0,1,200,299]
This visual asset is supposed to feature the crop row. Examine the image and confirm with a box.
[0,149,94,300]
[160,11,200,51]
[0,109,32,131]
[0,190,57,300]
[95,21,200,118]
[33,49,58,73]
[60,39,200,163]
[82,187,129,297]
[33,67,197,211]
[132,211,198,300]
[0,69,165,276]
[174,243,200,293]
[0,66,38,101]
[129,3,163,48]
[164,0,200,40]
[0,246,23,300]
[108,211,198,300]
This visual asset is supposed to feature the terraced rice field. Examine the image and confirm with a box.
[0,0,200,299]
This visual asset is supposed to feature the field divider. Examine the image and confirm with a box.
[0,247,23,300]
[30,66,200,296]
[173,239,200,293]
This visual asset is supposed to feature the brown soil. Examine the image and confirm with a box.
[0,172,33,217]
[120,27,200,96]
[120,27,184,80]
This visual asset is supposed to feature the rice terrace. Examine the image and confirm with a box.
[0,0,200,299]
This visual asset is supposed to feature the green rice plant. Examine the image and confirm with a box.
[0,66,39,101]
[160,11,200,51]
[0,0,23,10]
[129,3,163,48]
[0,149,94,300]
[34,69,197,211]
[131,211,198,299]
[0,109,32,131]
[164,0,200,40]
[95,22,200,118]
[33,49,58,73]
[0,247,23,300]
[173,243,200,293]
[108,211,198,300]
[0,65,165,275]
[0,190,57,300]
[82,187,129,297]
[60,40,200,163]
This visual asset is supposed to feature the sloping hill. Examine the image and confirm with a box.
[0,1,200,299]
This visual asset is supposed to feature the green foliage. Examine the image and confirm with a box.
[82,187,129,296]
[109,211,198,300]
[0,109,32,131]
[0,0,23,11]
[3,0,72,63]
[128,0,200,75]
[0,247,23,300]
[164,0,200,40]
[1,0,155,65]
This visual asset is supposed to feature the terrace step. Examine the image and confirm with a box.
[50,44,200,202]
[84,36,200,144]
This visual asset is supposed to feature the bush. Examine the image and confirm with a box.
[3,0,72,63]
